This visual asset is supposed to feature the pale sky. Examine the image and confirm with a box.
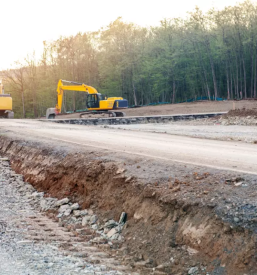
[0,0,245,70]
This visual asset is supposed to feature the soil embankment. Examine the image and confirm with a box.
[0,135,256,275]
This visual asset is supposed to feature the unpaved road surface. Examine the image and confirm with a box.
[106,123,257,144]
[124,100,257,116]
[1,119,257,175]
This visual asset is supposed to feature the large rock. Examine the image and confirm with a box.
[107,228,117,238]
[104,220,118,229]
[70,203,79,210]
[73,210,81,217]
[40,199,51,211]
[82,216,91,226]
[55,198,69,207]
[110,233,120,240]
[31,191,44,198]
[64,208,72,216]
[58,204,70,213]
[188,267,199,274]
[90,215,98,224]
[80,210,88,216]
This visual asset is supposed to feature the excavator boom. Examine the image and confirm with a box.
[56,79,98,113]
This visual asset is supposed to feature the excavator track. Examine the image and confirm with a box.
[79,111,126,118]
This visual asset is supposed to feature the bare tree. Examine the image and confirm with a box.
[26,53,38,117]
[1,62,27,118]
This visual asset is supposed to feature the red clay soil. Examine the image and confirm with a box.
[0,136,256,275]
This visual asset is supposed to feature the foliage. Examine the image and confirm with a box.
[1,1,257,118]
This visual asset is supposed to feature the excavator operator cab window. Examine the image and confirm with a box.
[87,94,99,109]
[99,94,107,100]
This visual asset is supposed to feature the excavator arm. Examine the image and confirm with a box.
[56,79,98,113]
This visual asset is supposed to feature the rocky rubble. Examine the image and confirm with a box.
[171,114,257,126]
[0,157,131,275]
[219,115,257,126]
[40,196,127,243]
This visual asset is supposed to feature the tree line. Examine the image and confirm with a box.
[1,0,257,118]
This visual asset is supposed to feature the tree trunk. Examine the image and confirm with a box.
[242,57,247,98]
[197,43,210,100]
[172,80,176,104]
[235,56,239,99]
[226,62,230,100]
[239,58,243,98]
[132,82,137,106]
[251,43,254,98]
[33,89,37,117]
[205,40,218,99]
[254,53,257,98]
[230,71,233,100]
[73,91,76,111]
[21,90,25,118]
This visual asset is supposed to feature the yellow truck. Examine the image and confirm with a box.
[46,80,128,119]
[0,80,14,118]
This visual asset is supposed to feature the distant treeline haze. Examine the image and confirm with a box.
[1,0,257,118]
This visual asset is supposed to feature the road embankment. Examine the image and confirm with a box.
[0,134,256,275]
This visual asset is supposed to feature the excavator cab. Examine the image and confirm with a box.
[86,94,106,108]
[87,94,99,108]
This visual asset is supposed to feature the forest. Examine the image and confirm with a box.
[1,0,257,118]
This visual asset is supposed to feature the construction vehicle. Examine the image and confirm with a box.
[0,80,14,118]
[46,79,128,119]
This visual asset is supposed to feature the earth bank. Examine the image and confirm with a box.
[0,135,256,275]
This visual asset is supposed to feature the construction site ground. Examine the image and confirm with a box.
[55,100,257,119]
[0,101,257,275]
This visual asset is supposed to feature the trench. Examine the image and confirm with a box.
[0,135,256,275]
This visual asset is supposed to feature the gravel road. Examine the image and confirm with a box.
[0,119,257,175]
[0,158,127,275]
[105,123,257,144]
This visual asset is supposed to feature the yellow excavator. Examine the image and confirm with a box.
[0,80,14,118]
[46,79,128,119]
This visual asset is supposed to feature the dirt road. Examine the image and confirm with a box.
[1,119,257,175]
[107,123,257,144]
[53,100,257,119]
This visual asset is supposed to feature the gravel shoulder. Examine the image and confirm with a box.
[104,122,257,144]
[0,158,131,275]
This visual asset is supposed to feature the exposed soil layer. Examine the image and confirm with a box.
[0,136,256,275]
[224,108,257,118]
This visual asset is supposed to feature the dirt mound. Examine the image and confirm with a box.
[225,108,257,117]
[0,136,256,275]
